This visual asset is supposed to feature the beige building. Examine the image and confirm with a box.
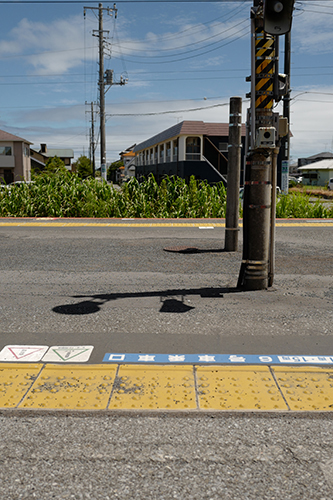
[298,159,333,187]
[0,129,32,184]
[30,144,74,172]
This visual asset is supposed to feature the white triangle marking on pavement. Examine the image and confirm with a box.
[0,345,49,362]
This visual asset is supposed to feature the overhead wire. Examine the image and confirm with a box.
[113,18,249,56]
[105,101,236,118]
[111,24,250,64]
[117,1,248,47]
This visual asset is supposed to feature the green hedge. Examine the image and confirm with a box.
[1,173,332,218]
[0,174,227,218]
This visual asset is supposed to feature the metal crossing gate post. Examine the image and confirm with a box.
[238,6,276,291]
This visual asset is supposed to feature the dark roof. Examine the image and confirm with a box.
[133,121,246,152]
[304,152,333,160]
[0,129,32,144]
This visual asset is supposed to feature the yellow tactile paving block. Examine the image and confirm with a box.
[197,366,288,411]
[109,364,196,410]
[0,363,42,408]
[19,364,117,410]
[272,366,333,411]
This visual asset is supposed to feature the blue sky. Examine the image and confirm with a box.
[0,0,333,166]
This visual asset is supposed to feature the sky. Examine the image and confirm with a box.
[0,0,333,167]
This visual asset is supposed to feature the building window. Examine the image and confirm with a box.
[173,139,178,162]
[159,144,164,163]
[0,146,12,156]
[303,173,317,180]
[186,137,201,160]
[166,142,171,162]
[154,147,158,163]
[138,152,143,166]
[219,142,228,152]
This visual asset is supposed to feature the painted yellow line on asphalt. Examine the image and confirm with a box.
[1,363,333,411]
[0,221,332,228]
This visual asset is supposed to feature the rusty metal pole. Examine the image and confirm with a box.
[225,97,242,252]
[268,146,279,287]
[238,6,276,290]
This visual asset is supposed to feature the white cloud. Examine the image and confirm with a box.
[293,2,333,54]
[0,15,90,75]
[289,85,333,158]
[113,17,249,60]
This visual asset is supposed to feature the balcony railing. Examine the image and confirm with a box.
[0,156,15,168]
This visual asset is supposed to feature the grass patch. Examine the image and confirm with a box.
[289,186,333,200]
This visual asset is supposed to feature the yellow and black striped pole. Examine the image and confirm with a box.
[255,25,275,110]
[238,10,276,291]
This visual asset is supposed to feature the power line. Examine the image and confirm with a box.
[112,18,249,57]
[111,26,250,64]
[4,65,333,78]
[0,1,252,3]
[105,101,244,117]
[116,2,248,48]
[3,71,333,86]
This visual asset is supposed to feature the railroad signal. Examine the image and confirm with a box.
[263,0,295,35]
[274,73,289,101]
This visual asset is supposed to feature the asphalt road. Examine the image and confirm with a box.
[0,218,333,500]
[0,219,332,361]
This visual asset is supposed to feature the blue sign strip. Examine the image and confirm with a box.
[103,353,333,365]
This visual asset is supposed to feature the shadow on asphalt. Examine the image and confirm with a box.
[52,286,242,315]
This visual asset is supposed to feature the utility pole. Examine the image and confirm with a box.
[86,101,97,177]
[85,101,97,177]
[225,96,242,252]
[91,101,96,177]
[238,0,294,291]
[98,2,107,181]
[84,3,126,182]
[281,31,291,193]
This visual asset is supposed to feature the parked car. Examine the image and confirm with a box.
[328,178,333,191]
[10,181,35,186]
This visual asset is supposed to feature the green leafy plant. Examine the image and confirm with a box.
[1,173,332,219]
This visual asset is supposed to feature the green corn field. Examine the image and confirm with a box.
[0,173,332,219]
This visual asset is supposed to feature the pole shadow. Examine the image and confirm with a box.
[52,285,242,316]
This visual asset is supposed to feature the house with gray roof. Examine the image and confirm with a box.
[0,129,32,184]
[298,159,333,187]
[133,121,246,185]
[30,143,74,172]
[298,152,333,168]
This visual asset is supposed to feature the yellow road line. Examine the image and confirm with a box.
[0,221,332,228]
[1,363,333,412]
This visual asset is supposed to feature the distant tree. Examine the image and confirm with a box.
[73,155,93,179]
[44,156,67,176]
[107,160,123,182]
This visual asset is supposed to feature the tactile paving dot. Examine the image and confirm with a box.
[272,366,333,411]
[197,366,288,410]
[0,363,41,408]
[19,364,117,410]
[109,364,196,410]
